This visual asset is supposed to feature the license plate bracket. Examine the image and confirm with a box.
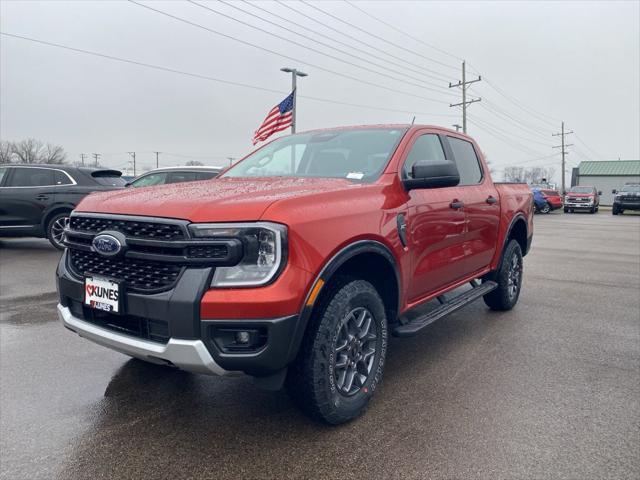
[84,275,123,314]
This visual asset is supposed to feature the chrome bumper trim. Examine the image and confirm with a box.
[57,304,233,376]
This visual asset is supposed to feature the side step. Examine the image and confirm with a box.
[393,281,497,337]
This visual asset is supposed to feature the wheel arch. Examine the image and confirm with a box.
[41,204,75,233]
[286,240,401,363]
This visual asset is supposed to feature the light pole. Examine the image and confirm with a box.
[280,67,308,134]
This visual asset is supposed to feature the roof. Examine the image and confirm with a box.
[578,160,640,176]
[4,163,122,175]
[145,166,224,172]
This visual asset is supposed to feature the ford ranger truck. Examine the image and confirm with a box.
[56,125,533,424]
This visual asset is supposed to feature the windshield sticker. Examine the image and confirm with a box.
[346,172,364,180]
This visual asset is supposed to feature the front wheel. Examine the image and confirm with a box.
[286,278,388,424]
[564,207,569,213]
[483,239,523,311]
[46,212,70,250]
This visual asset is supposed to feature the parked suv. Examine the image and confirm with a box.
[56,125,533,424]
[564,185,601,213]
[127,166,222,187]
[0,164,125,249]
[612,184,640,215]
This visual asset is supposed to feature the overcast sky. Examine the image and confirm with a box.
[1,0,639,181]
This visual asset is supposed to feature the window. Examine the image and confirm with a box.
[196,171,219,181]
[92,175,127,186]
[402,134,446,178]
[0,167,7,185]
[166,172,198,184]
[130,172,168,187]
[54,170,73,185]
[8,167,55,187]
[447,137,482,185]
[223,128,407,182]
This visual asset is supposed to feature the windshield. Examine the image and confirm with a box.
[621,185,640,193]
[222,128,408,182]
[568,186,594,193]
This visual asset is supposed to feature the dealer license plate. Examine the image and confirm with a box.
[84,276,121,313]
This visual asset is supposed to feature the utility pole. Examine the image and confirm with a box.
[79,153,88,166]
[91,153,101,166]
[452,124,462,132]
[128,152,136,176]
[226,157,235,167]
[449,61,481,134]
[280,67,308,133]
[153,151,161,169]
[552,121,574,194]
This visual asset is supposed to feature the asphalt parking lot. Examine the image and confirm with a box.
[1,212,639,480]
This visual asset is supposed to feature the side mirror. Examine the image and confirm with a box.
[403,160,460,190]
[597,190,602,195]
[125,182,132,187]
[612,189,617,194]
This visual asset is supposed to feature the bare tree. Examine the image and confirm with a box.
[9,138,67,164]
[0,141,13,164]
[503,166,526,182]
[185,160,204,166]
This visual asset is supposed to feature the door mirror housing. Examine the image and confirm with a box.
[612,189,617,194]
[403,160,460,190]
[597,190,602,195]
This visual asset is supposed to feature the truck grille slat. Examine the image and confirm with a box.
[69,216,185,240]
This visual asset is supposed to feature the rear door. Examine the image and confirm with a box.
[0,166,57,229]
[403,131,468,301]
[445,135,500,274]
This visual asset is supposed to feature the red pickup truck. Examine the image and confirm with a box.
[56,125,533,424]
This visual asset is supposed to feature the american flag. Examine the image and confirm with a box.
[253,91,294,145]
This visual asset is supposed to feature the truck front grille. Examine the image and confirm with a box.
[69,216,185,240]
[69,249,183,293]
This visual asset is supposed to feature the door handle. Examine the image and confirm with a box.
[486,196,498,205]
[450,200,464,209]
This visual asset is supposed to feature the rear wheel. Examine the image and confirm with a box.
[590,206,596,214]
[540,202,551,214]
[46,212,70,250]
[483,239,523,311]
[286,277,387,424]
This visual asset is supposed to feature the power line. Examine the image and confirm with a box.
[478,102,553,143]
[467,117,547,157]
[300,0,460,73]
[128,1,452,105]
[467,113,551,147]
[343,0,464,65]
[206,0,457,97]
[481,100,555,138]
[238,0,454,89]
[0,32,460,120]
[275,0,452,83]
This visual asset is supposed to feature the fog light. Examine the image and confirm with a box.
[235,331,251,344]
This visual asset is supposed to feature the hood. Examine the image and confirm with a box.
[75,177,362,222]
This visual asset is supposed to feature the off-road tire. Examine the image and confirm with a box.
[46,212,70,250]
[563,207,569,213]
[483,239,523,311]
[286,277,388,425]
[612,205,620,215]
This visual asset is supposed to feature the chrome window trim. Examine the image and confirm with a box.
[0,166,77,188]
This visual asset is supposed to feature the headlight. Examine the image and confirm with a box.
[189,222,287,287]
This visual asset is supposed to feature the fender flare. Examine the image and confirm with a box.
[286,240,401,363]
[501,213,529,260]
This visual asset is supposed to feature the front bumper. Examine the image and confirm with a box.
[565,202,594,209]
[58,304,233,375]
[614,201,640,210]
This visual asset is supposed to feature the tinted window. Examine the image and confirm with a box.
[8,167,55,187]
[130,172,167,187]
[93,176,126,186]
[54,170,73,185]
[196,171,219,181]
[0,167,7,185]
[402,134,446,178]
[448,137,482,185]
[166,172,198,184]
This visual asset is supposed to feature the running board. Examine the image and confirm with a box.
[393,281,498,337]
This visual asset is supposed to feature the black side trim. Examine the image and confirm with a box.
[504,213,529,256]
[288,240,401,364]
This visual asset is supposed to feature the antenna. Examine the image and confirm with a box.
[411,116,416,125]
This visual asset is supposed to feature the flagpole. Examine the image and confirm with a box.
[280,67,308,134]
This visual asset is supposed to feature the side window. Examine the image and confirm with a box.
[447,137,483,185]
[131,172,167,187]
[7,167,55,187]
[196,171,218,181]
[402,134,446,178]
[166,172,198,184]
[0,167,7,185]
[54,170,73,185]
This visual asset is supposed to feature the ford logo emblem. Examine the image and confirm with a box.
[92,234,122,257]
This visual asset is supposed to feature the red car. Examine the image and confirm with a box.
[541,189,563,212]
[564,185,601,213]
[56,125,534,424]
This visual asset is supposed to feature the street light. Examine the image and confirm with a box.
[280,67,308,134]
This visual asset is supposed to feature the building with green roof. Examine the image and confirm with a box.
[572,160,640,205]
